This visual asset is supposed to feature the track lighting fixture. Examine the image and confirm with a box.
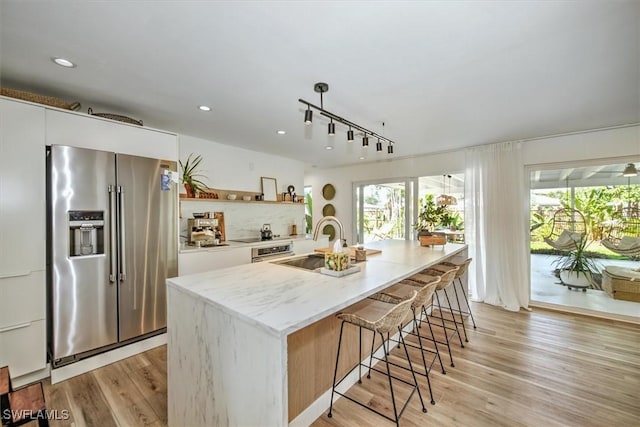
[347,128,354,142]
[299,82,396,156]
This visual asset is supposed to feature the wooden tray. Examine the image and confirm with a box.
[314,246,382,258]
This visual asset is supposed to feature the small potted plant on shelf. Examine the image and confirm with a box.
[179,153,208,198]
[413,194,447,246]
[552,235,600,291]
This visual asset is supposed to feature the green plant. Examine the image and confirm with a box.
[551,236,600,275]
[440,211,463,230]
[305,191,313,233]
[414,194,447,233]
[179,153,208,194]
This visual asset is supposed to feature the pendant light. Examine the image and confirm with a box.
[623,163,638,177]
[347,127,354,142]
[436,174,457,206]
[304,107,313,125]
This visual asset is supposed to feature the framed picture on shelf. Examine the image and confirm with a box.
[261,177,278,201]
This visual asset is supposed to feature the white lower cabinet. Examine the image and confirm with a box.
[0,319,46,378]
[0,271,45,329]
[178,247,252,276]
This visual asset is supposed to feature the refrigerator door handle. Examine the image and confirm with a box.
[118,185,127,282]
[108,185,117,283]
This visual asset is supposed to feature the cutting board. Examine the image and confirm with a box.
[314,246,382,258]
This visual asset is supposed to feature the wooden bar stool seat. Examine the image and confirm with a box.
[328,290,427,426]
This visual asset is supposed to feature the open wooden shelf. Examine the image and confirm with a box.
[180,186,305,205]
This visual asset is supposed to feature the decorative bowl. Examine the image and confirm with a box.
[227,194,237,200]
[242,196,252,201]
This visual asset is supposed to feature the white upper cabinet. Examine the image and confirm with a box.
[0,98,46,276]
[46,109,178,160]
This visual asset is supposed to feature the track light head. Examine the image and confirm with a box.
[387,144,394,154]
[347,129,354,142]
[304,108,313,125]
[362,135,369,147]
[376,139,382,152]
[328,120,335,136]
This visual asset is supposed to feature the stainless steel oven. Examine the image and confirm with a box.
[251,243,293,262]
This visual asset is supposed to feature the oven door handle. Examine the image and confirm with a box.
[252,251,294,262]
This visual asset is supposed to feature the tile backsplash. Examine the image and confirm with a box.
[180,200,306,242]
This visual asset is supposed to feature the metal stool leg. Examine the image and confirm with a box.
[380,334,401,426]
[458,277,477,329]
[422,305,446,374]
[443,287,465,348]
[411,310,436,405]
[434,293,455,367]
[448,283,469,343]
[398,329,428,413]
[327,321,346,418]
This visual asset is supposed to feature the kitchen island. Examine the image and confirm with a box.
[167,240,467,426]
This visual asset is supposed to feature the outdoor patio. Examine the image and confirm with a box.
[530,253,640,322]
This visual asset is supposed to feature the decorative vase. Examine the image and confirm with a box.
[184,183,195,198]
[559,270,593,289]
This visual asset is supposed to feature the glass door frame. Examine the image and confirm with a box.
[352,177,418,244]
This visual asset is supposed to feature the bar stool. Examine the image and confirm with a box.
[370,277,443,404]
[407,268,461,367]
[429,258,477,331]
[328,290,427,426]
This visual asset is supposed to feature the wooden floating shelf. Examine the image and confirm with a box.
[180,187,305,205]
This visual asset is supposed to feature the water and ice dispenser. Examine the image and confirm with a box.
[68,210,105,256]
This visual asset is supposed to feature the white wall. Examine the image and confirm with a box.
[178,135,306,240]
[179,135,304,194]
[305,125,640,244]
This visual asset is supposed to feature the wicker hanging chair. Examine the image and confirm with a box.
[543,208,586,251]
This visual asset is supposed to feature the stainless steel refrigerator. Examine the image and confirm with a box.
[48,145,178,367]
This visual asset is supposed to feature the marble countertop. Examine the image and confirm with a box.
[179,234,319,253]
[168,240,467,337]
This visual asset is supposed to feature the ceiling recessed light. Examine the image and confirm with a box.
[325,146,333,150]
[52,57,76,68]
[198,105,211,112]
[276,130,286,135]
[359,156,365,160]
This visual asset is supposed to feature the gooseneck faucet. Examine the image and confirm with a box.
[313,215,347,246]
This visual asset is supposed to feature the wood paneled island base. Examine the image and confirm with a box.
[167,240,467,426]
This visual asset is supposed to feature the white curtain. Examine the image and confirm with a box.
[465,141,529,311]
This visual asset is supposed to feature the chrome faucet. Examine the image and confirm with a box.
[313,215,346,246]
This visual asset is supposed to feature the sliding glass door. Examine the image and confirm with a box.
[354,179,415,244]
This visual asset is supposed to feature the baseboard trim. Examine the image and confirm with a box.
[50,333,166,384]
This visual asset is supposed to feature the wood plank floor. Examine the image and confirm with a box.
[41,303,640,426]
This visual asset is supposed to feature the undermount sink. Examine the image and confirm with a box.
[273,253,326,271]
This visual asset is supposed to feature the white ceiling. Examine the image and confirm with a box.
[1,1,638,169]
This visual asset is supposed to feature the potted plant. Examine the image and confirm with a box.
[179,153,208,197]
[413,194,446,234]
[413,194,448,246]
[552,235,600,290]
